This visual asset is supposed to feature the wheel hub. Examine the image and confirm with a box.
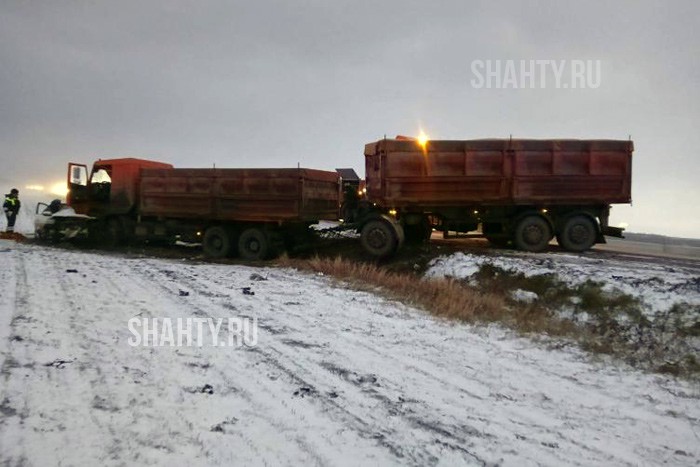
[523,225,544,245]
[569,224,588,244]
[367,229,388,249]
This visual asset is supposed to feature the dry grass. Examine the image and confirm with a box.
[279,254,505,322]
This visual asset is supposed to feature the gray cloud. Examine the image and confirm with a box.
[1,0,698,236]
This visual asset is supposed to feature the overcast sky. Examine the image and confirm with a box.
[1,0,698,237]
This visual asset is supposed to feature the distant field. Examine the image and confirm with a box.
[622,232,700,248]
[597,235,700,259]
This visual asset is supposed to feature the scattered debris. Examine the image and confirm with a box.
[242,287,255,296]
[44,359,75,369]
[178,290,190,296]
[249,273,267,281]
[293,386,316,398]
[201,384,214,395]
[210,417,238,433]
[186,361,211,369]
[65,269,78,273]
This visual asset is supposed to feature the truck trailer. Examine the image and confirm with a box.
[359,137,633,254]
[37,137,633,259]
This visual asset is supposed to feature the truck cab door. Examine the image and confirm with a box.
[67,163,89,213]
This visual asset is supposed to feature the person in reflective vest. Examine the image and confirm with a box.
[3,188,20,233]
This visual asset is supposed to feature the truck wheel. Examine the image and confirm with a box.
[203,226,231,258]
[361,219,401,257]
[514,215,552,252]
[238,228,269,260]
[557,215,597,252]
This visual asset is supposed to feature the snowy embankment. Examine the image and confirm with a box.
[0,241,699,466]
[426,251,700,316]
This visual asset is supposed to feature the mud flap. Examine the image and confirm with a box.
[601,226,625,239]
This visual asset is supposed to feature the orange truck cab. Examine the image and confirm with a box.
[63,158,341,259]
[67,158,173,217]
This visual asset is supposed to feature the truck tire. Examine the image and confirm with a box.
[203,226,231,258]
[514,215,552,252]
[361,218,401,258]
[238,228,270,260]
[557,215,597,252]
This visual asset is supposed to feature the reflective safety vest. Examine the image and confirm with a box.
[4,196,18,211]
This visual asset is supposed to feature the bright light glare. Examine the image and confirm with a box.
[25,184,45,191]
[618,222,629,229]
[417,129,429,148]
[50,182,68,197]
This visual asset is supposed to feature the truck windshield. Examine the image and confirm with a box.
[91,168,112,184]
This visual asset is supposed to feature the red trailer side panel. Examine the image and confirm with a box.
[138,168,340,223]
[365,139,632,207]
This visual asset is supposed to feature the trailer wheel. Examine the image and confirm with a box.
[557,215,597,252]
[203,226,231,258]
[361,218,401,258]
[238,228,270,261]
[514,215,552,252]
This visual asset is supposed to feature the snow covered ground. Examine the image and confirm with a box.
[1,240,699,466]
[426,251,700,316]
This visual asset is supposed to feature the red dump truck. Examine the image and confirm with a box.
[60,158,340,259]
[39,137,633,259]
[357,138,633,255]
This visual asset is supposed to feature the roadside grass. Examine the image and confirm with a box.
[277,254,700,380]
[279,255,506,322]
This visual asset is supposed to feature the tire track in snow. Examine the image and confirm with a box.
[130,260,698,466]
[126,261,594,466]
[147,264,582,463]
[0,248,30,466]
[1,245,698,466]
[126,260,419,465]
